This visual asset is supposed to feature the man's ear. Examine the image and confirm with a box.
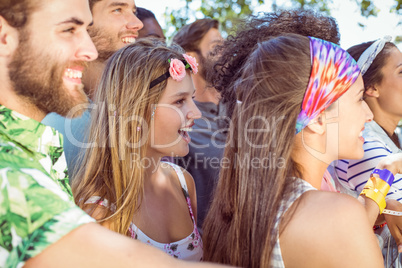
[306,114,326,135]
[0,16,19,57]
[365,85,380,98]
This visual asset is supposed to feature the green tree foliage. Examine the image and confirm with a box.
[356,0,379,17]
[165,0,264,36]
[288,0,333,13]
[164,0,401,37]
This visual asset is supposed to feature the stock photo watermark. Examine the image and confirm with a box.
[63,100,342,165]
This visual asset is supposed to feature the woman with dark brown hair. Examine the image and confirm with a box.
[202,34,402,267]
[209,10,341,119]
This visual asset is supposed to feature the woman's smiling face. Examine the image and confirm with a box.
[330,75,373,160]
[147,73,201,158]
[375,47,402,121]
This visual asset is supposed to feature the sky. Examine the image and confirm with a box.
[136,0,402,50]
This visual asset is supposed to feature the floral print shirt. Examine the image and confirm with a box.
[87,162,203,261]
[0,106,94,268]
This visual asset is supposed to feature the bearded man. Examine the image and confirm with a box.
[0,1,223,267]
[42,0,143,180]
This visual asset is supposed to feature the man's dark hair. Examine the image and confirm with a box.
[0,0,38,28]
[136,7,156,21]
[173,18,219,52]
[211,9,340,118]
[88,0,102,12]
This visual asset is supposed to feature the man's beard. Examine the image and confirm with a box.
[198,51,218,83]
[8,31,88,118]
[196,52,208,81]
[88,26,117,61]
[197,51,222,89]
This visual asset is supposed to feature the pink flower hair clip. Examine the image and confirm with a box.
[183,54,198,74]
[150,54,198,88]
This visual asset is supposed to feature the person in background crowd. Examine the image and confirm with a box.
[137,7,166,40]
[42,0,143,181]
[172,19,225,232]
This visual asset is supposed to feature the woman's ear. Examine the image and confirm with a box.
[306,114,326,135]
[365,85,380,98]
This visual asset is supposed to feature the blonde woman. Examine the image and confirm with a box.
[73,39,203,261]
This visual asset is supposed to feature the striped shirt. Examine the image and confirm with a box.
[334,121,402,201]
[270,178,316,267]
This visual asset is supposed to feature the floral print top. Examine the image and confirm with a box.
[86,161,203,261]
[0,105,94,268]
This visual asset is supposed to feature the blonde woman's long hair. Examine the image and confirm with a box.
[72,39,186,236]
[202,34,311,267]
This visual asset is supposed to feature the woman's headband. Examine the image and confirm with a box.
[295,37,360,134]
[149,54,198,89]
[357,35,392,75]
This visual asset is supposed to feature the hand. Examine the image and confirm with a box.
[384,199,402,252]
[376,153,402,175]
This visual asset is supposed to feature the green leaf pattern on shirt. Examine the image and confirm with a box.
[0,106,94,268]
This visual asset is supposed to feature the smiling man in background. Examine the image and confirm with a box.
[84,0,143,98]
[42,0,143,180]
[137,7,166,41]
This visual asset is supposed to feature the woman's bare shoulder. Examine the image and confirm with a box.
[280,191,383,268]
[160,162,195,190]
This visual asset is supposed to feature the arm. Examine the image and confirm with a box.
[361,153,402,225]
[358,195,381,226]
[338,146,402,226]
[384,199,402,252]
[24,222,225,268]
[280,191,384,268]
[374,153,402,252]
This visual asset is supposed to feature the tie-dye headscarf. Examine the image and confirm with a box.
[295,37,360,134]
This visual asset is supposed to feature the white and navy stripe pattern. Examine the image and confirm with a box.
[334,121,402,201]
[270,178,316,267]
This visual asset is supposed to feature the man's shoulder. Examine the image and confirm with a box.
[41,113,67,136]
[0,144,69,199]
[0,153,63,196]
[0,167,94,267]
[0,137,37,169]
[0,149,94,266]
[42,111,90,132]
